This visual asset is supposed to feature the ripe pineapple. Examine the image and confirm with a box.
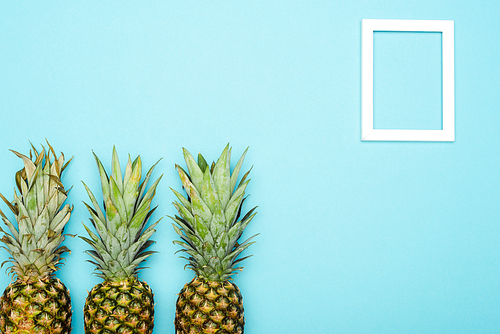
[0,143,73,334]
[171,145,258,334]
[81,147,161,334]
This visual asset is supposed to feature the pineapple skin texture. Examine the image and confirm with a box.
[175,277,244,334]
[0,277,72,334]
[84,278,154,334]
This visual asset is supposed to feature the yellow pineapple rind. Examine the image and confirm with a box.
[84,277,154,334]
[0,277,72,334]
[175,277,244,334]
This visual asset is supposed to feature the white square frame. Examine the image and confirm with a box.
[361,19,455,142]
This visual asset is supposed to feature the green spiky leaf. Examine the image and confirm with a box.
[82,148,161,281]
[171,145,257,282]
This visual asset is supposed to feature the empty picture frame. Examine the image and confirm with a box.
[361,19,455,141]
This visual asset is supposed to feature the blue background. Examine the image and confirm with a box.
[1,1,499,333]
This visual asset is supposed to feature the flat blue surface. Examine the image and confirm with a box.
[374,31,443,130]
[0,1,499,333]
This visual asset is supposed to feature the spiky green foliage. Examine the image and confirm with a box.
[81,147,162,281]
[0,143,73,281]
[170,145,258,282]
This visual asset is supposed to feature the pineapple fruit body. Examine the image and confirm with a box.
[175,277,244,334]
[0,277,71,334]
[84,278,154,334]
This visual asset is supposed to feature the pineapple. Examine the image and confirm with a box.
[0,143,73,334]
[81,147,161,334]
[171,145,257,334]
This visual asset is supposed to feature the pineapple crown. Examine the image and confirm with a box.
[81,147,162,282]
[0,142,73,282]
[170,144,258,282]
